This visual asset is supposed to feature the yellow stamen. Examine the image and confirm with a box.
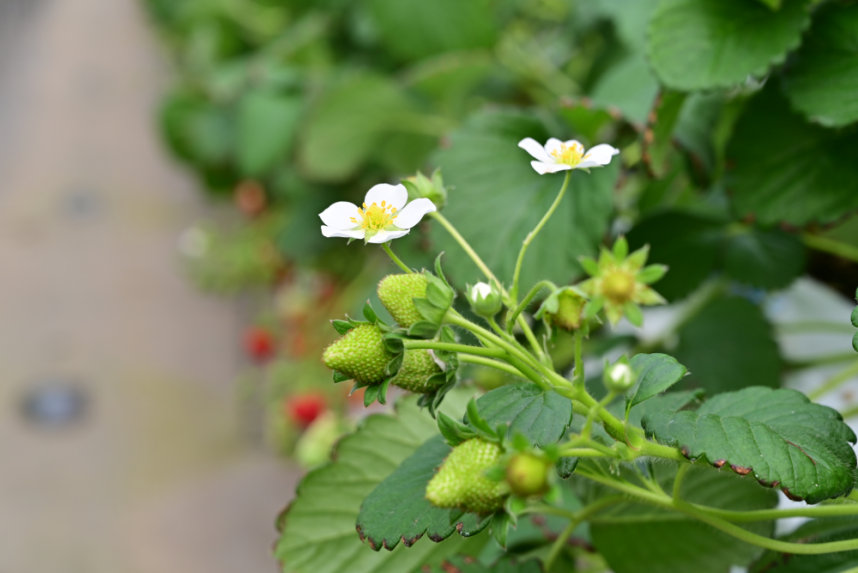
[353,200,398,231]
[550,142,584,167]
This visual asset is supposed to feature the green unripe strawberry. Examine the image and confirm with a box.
[505,453,551,497]
[426,438,507,513]
[377,273,428,327]
[390,349,444,393]
[322,324,393,384]
[549,289,586,331]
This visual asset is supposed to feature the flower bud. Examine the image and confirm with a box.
[390,349,444,393]
[603,356,636,393]
[539,287,587,331]
[426,438,507,513]
[467,282,503,318]
[322,324,394,384]
[402,168,447,210]
[377,273,429,327]
[505,453,551,497]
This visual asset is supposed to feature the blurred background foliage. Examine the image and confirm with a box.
[142,0,858,462]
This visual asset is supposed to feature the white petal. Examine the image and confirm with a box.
[531,161,572,175]
[544,138,565,156]
[518,137,551,162]
[392,198,436,229]
[364,183,408,211]
[563,139,584,151]
[321,226,364,240]
[575,159,603,169]
[582,144,620,165]
[367,229,410,244]
[319,201,360,230]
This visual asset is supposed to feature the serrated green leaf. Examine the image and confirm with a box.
[590,464,777,573]
[275,397,482,573]
[647,0,810,90]
[625,389,703,429]
[782,3,858,128]
[625,353,688,415]
[642,386,858,503]
[356,435,492,550]
[723,228,805,289]
[236,89,302,176]
[627,211,727,301]
[590,52,660,125]
[430,110,618,290]
[675,296,781,395]
[468,383,573,446]
[726,86,858,226]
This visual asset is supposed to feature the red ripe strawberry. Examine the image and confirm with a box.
[244,326,275,362]
[287,393,327,428]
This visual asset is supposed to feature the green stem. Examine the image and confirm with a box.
[428,210,546,362]
[402,340,505,360]
[694,501,858,523]
[848,490,858,502]
[544,494,626,570]
[803,232,858,264]
[844,405,858,419]
[510,172,571,302]
[808,358,858,400]
[673,464,690,501]
[488,316,513,342]
[777,321,857,335]
[572,329,584,388]
[555,447,614,458]
[506,354,552,390]
[506,280,557,334]
[381,243,412,274]
[457,354,525,379]
[428,211,499,284]
[582,392,616,439]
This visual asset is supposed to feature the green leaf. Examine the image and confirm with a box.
[236,89,302,176]
[356,435,492,551]
[275,398,484,572]
[750,517,858,573]
[642,91,687,178]
[431,110,618,290]
[642,386,858,503]
[675,296,781,395]
[332,320,354,335]
[627,211,727,301]
[299,74,416,182]
[555,456,579,479]
[468,383,573,446]
[366,0,496,62]
[625,353,688,415]
[625,389,703,429]
[589,53,660,126]
[723,228,805,289]
[756,0,782,9]
[782,3,858,128]
[726,86,858,226]
[590,464,777,573]
[647,0,810,90]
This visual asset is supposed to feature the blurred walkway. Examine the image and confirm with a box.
[0,0,296,572]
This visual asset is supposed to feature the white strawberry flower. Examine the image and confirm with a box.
[319,183,436,244]
[518,137,619,175]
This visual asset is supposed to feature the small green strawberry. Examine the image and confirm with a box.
[426,438,507,513]
[390,349,444,393]
[322,324,393,384]
[377,273,428,327]
[505,453,551,498]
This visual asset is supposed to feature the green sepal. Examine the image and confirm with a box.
[413,297,446,324]
[510,432,531,452]
[382,330,407,354]
[579,256,600,277]
[349,379,374,395]
[555,456,579,479]
[638,264,669,284]
[331,319,354,335]
[624,302,643,327]
[434,253,452,289]
[612,235,629,259]
[584,296,605,319]
[466,398,499,440]
[504,495,527,520]
[332,370,351,383]
[438,412,477,446]
[376,377,392,406]
[483,465,507,482]
[408,320,440,339]
[362,300,379,324]
[490,512,511,548]
[426,272,454,307]
[384,353,404,377]
[363,384,380,407]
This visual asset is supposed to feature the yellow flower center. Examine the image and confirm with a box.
[550,142,584,167]
[350,201,398,231]
[602,269,636,303]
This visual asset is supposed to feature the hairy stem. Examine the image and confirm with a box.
[544,494,626,570]
[381,243,412,274]
[506,280,557,334]
[510,172,571,302]
[572,329,584,389]
[402,340,505,360]
[457,354,526,379]
[672,464,690,501]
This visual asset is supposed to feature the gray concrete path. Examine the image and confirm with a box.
[0,0,297,571]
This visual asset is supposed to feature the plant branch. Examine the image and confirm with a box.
[381,243,412,274]
[803,232,858,265]
[402,340,505,360]
[506,280,557,333]
[673,464,690,501]
[510,172,570,302]
[457,354,526,379]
